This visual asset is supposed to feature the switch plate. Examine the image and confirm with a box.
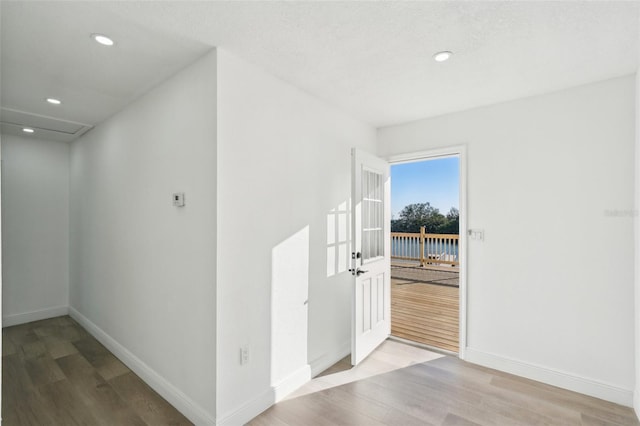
[172,192,185,207]
[468,229,484,241]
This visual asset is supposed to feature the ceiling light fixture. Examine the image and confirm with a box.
[433,51,453,62]
[46,98,62,105]
[91,33,114,46]
[23,127,35,133]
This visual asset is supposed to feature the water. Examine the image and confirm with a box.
[391,237,459,260]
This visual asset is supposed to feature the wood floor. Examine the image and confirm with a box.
[2,316,192,426]
[286,340,444,400]
[250,342,640,426]
[391,269,459,352]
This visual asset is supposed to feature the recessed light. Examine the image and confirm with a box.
[23,128,35,133]
[91,33,114,46]
[433,51,453,62]
[46,98,62,105]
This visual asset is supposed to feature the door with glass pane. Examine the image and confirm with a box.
[351,148,391,365]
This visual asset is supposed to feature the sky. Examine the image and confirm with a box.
[391,156,459,219]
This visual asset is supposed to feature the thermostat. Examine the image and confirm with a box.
[172,192,185,207]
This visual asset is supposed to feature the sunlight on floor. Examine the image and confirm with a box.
[286,340,443,400]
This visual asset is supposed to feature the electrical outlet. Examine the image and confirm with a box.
[172,192,185,207]
[240,345,249,365]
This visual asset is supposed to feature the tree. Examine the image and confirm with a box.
[437,207,459,234]
[393,202,445,233]
[391,203,459,234]
[446,207,459,221]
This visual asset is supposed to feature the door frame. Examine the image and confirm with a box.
[385,145,468,360]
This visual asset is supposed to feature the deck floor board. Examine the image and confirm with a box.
[391,265,459,353]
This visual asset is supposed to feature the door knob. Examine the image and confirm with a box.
[356,268,368,276]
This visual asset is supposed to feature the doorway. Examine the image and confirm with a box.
[388,149,465,355]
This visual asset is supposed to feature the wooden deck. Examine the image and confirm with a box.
[391,265,459,353]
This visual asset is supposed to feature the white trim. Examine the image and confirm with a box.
[309,339,351,378]
[216,365,312,426]
[68,307,216,426]
[465,347,634,407]
[388,335,457,357]
[457,146,468,360]
[272,365,311,402]
[385,145,468,360]
[2,305,69,327]
[216,387,275,426]
[386,146,464,164]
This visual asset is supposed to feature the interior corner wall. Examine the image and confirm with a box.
[69,50,217,423]
[216,49,376,424]
[2,134,69,326]
[378,75,636,406]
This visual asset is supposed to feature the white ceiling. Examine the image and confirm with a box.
[2,1,639,138]
[0,1,211,140]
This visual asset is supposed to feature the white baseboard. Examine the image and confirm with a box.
[69,307,216,426]
[2,305,69,327]
[273,365,311,402]
[217,387,275,426]
[217,364,312,426]
[309,340,351,378]
[634,387,640,419]
[465,347,634,407]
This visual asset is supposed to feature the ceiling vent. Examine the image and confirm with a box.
[0,107,93,142]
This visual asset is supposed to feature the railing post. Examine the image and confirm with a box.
[419,226,426,267]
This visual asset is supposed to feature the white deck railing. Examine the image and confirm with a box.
[391,226,459,268]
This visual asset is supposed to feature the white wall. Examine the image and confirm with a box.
[2,134,69,326]
[635,18,640,417]
[379,75,636,406]
[69,51,217,423]
[635,70,640,416]
[216,49,376,424]
[1,133,2,422]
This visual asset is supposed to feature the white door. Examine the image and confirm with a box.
[351,148,391,365]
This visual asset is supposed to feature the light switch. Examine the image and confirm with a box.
[172,192,185,207]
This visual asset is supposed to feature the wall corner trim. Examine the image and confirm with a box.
[2,305,69,328]
[309,339,351,378]
[465,347,634,407]
[68,307,216,425]
[273,365,311,403]
[217,365,312,425]
[216,387,275,426]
